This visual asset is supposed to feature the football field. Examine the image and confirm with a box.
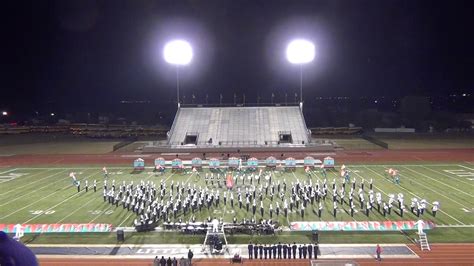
[1,163,473,244]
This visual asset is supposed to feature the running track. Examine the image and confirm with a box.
[38,244,474,265]
[1,148,473,166]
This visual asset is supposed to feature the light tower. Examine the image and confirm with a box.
[286,39,315,109]
[163,40,193,107]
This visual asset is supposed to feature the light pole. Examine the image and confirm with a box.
[163,40,193,107]
[286,39,315,109]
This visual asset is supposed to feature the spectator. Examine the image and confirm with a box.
[376,244,382,261]
[248,241,253,259]
[153,256,159,266]
[179,257,187,266]
[167,257,172,266]
[0,231,38,266]
[314,243,319,259]
[159,256,166,266]
[292,242,297,259]
[188,249,194,265]
[172,257,178,266]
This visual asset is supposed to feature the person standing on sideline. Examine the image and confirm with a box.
[159,256,166,266]
[277,242,282,259]
[308,243,313,259]
[187,249,193,265]
[248,242,253,259]
[314,243,319,259]
[375,244,382,261]
[292,242,297,259]
[415,219,425,235]
[253,243,258,260]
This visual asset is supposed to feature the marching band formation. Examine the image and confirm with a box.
[70,164,440,233]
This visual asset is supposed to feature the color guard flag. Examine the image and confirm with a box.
[69,172,76,181]
[226,174,234,189]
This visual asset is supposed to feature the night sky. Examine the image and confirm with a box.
[2,0,473,112]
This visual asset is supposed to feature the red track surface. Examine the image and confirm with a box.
[38,244,474,266]
[1,148,473,167]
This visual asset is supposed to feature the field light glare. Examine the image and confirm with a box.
[163,40,193,65]
[2,111,7,116]
[286,39,315,64]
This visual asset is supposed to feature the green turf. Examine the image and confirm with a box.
[1,163,473,244]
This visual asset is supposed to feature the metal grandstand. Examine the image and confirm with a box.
[167,106,310,147]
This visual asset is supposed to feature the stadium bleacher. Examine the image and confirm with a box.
[167,106,310,147]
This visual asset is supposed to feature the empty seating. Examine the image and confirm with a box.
[168,106,309,146]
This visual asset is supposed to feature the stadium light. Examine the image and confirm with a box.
[286,39,316,107]
[2,111,7,116]
[50,113,55,116]
[163,40,193,107]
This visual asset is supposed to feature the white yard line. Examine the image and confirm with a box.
[458,165,474,171]
[23,170,103,223]
[0,168,18,175]
[0,181,76,219]
[0,169,57,196]
[436,224,474,228]
[395,167,472,209]
[0,168,20,184]
[402,166,473,198]
[420,166,474,187]
[0,170,69,206]
[23,192,85,223]
[55,196,99,223]
[345,170,390,223]
[61,168,130,223]
[116,212,136,228]
[363,166,466,225]
[0,169,97,220]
